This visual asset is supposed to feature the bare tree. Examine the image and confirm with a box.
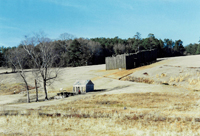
[59,33,75,41]
[75,38,102,65]
[6,48,31,103]
[23,32,62,100]
[87,40,102,64]
[134,32,141,40]
[113,43,125,55]
[6,49,17,73]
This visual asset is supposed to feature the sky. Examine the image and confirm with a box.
[0,0,200,47]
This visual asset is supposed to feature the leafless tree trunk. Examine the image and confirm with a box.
[113,43,125,55]
[6,48,30,103]
[35,79,38,102]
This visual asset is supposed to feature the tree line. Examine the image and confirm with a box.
[184,43,200,55]
[0,32,187,69]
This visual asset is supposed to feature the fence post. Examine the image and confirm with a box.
[35,79,38,102]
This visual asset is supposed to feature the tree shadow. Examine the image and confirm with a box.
[106,85,130,91]
[0,71,17,75]
[0,69,33,75]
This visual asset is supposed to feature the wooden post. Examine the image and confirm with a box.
[35,79,38,102]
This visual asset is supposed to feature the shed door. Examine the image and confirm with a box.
[76,87,79,92]
[78,87,81,94]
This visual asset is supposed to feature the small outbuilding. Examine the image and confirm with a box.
[73,80,94,94]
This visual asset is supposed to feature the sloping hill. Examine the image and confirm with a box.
[2,55,200,135]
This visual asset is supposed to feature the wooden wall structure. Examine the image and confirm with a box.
[105,49,157,70]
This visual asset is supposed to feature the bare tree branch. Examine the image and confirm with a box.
[22,32,63,100]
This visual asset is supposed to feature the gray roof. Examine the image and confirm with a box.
[73,80,94,86]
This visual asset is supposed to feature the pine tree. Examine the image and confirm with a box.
[67,39,82,66]
[196,44,200,54]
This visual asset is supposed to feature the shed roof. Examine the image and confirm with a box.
[73,80,94,86]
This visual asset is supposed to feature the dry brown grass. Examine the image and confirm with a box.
[188,78,200,85]
[160,73,167,77]
[169,77,175,82]
[1,92,200,135]
[169,76,185,83]
[156,73,167,78]
[123,76,154,84]
[128,70,200,91]
[0,83,35,95]
[0,83,73,95]
[175,77,180,82]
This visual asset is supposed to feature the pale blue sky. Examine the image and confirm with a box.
[0,0,200,47]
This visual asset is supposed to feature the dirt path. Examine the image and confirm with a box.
[0,92,104,111]
[0,94,25,105]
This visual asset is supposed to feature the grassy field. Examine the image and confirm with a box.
[1,92,200,135]
[1,56,200,135]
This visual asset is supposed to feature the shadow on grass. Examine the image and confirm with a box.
[0,69,33,75]
[0,71,17,75]
[89,89,107,92]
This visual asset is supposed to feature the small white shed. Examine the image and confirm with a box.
[73,80,94,94]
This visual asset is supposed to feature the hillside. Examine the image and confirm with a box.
[1,55,200,135]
